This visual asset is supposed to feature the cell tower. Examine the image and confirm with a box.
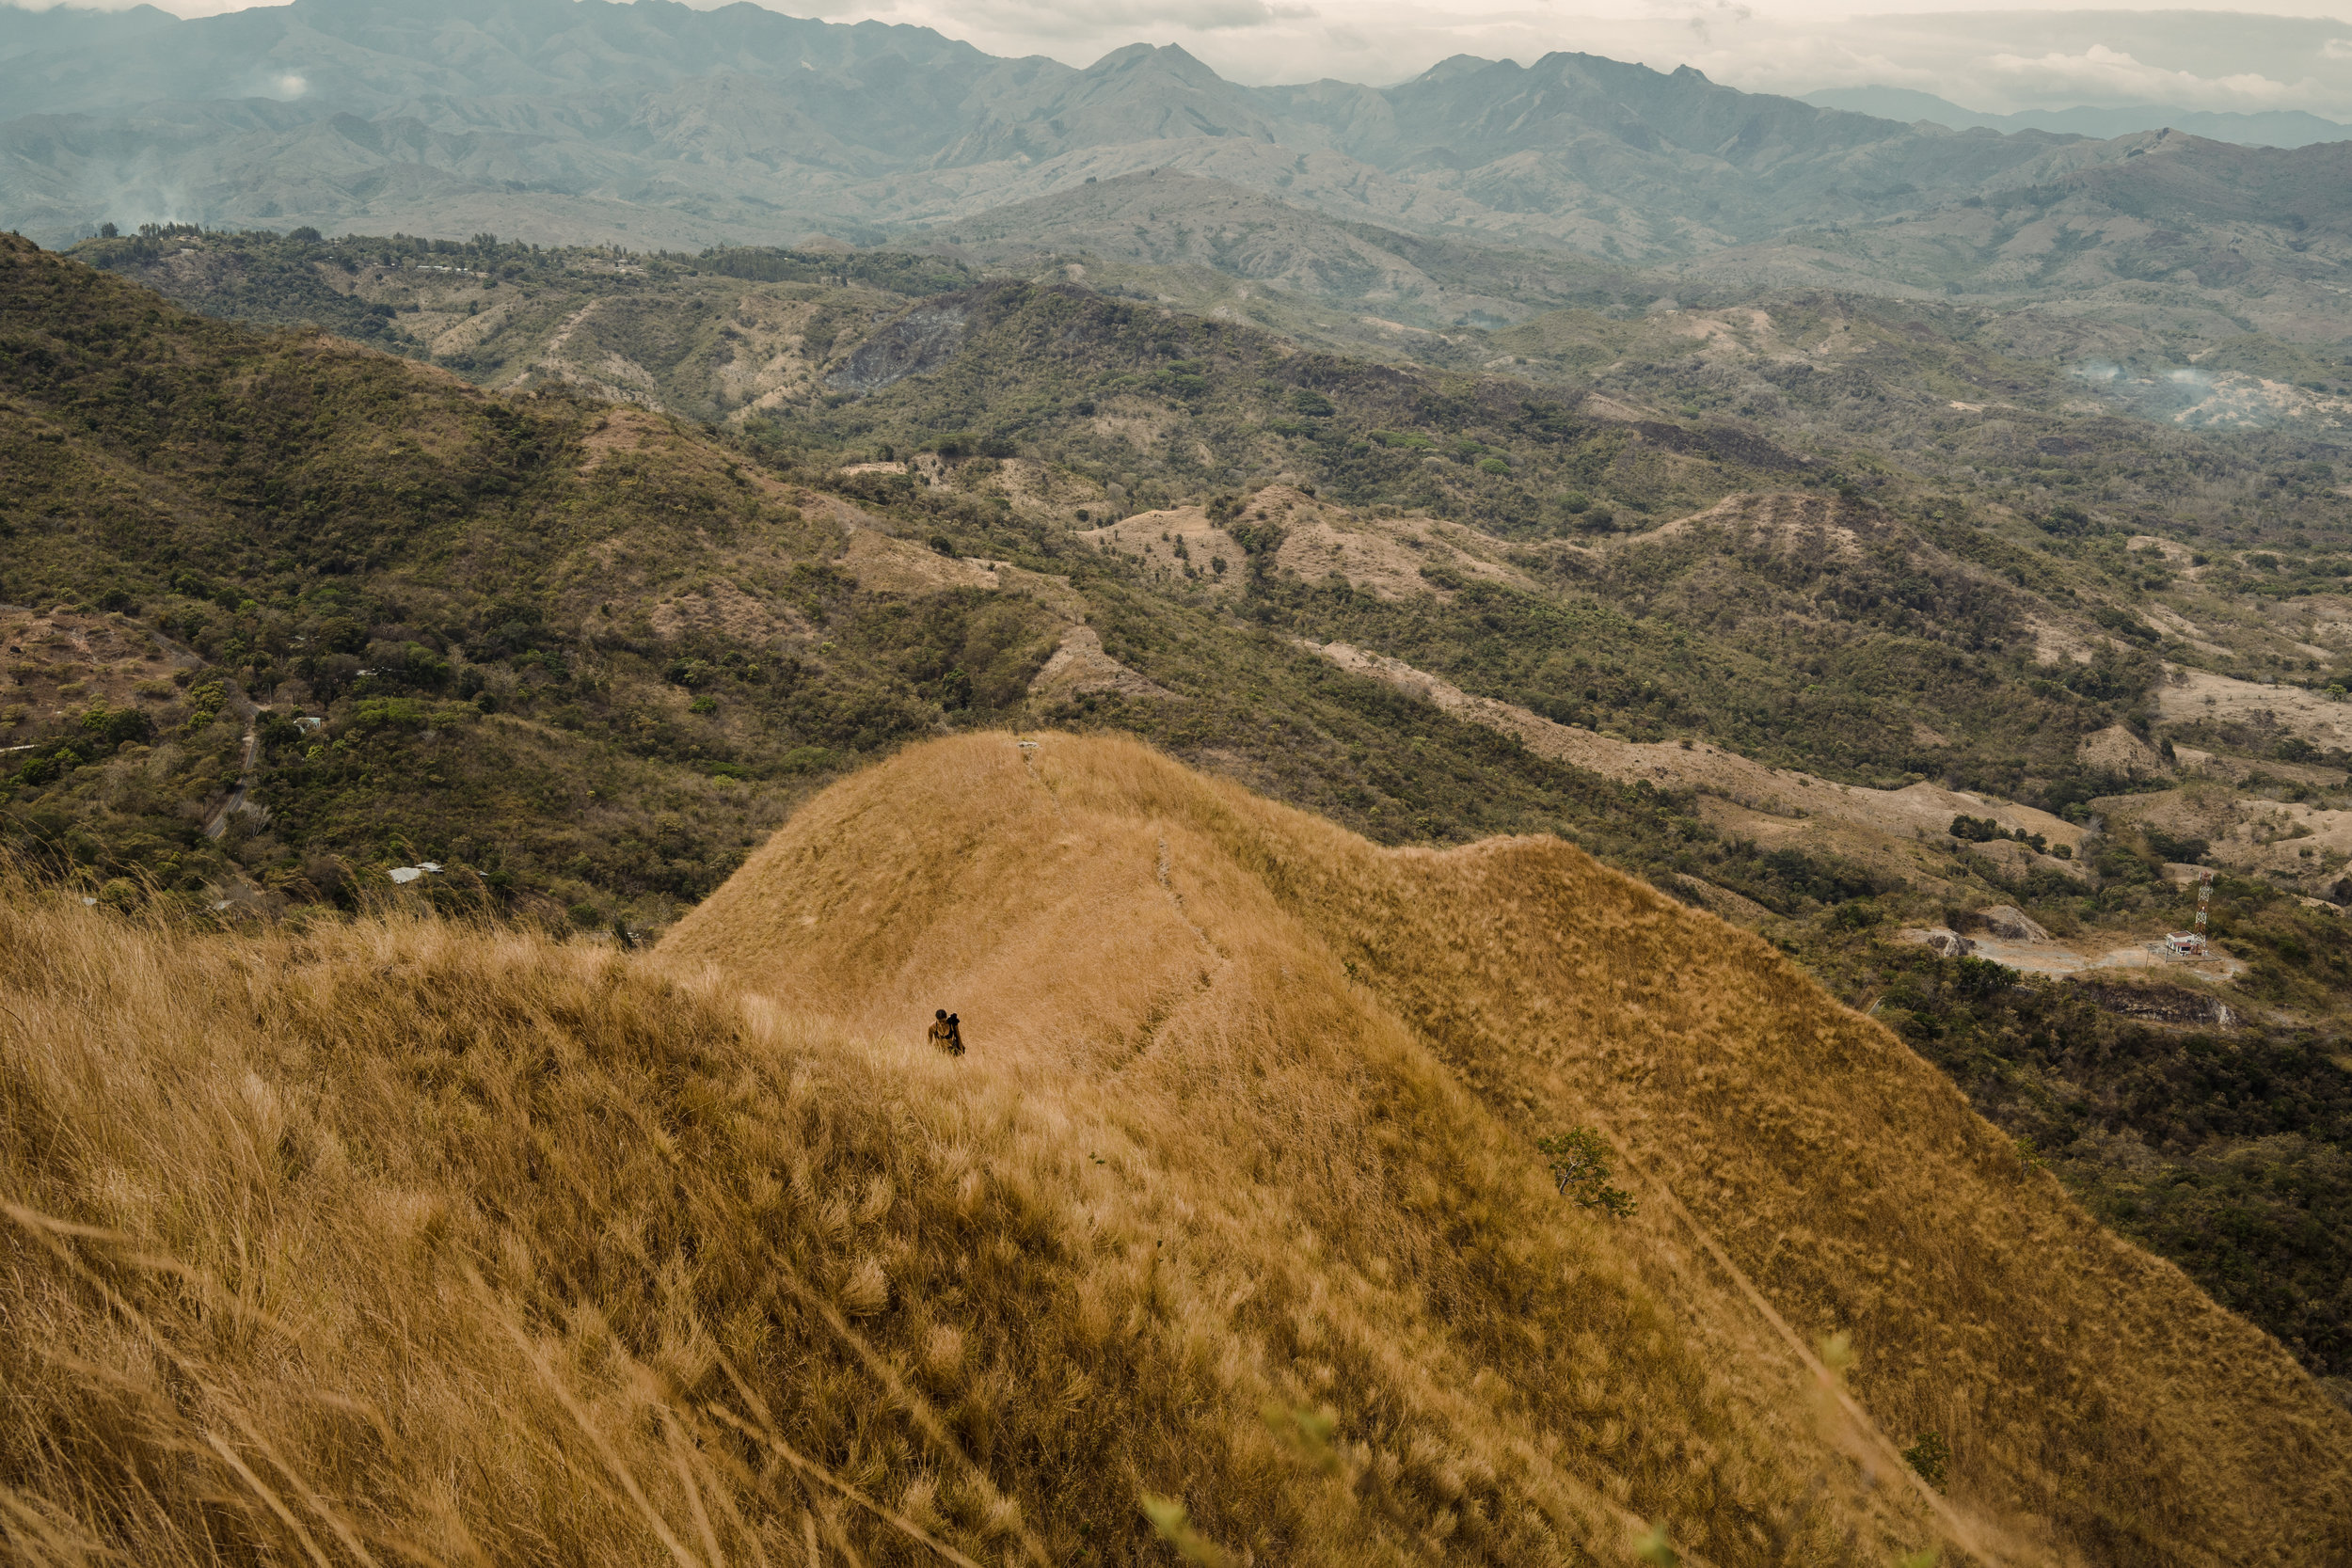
[2165,870,2214,958]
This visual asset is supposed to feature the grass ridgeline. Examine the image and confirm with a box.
[0,736,2343,1567]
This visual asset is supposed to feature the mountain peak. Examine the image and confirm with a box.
[1410,53,1501,85]
[1088,40,1214,77]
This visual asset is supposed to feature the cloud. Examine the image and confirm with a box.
[1646,8,2352,118]
[1980,43,2304,108]
[1661,0,1756,44]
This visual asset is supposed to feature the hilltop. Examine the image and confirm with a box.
[6,733,2345,1567]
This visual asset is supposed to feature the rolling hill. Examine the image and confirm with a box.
[10,226,2352,1401]
[6,0,2352,1550]
[8,231,1835,934]
[6,733,2344,1568]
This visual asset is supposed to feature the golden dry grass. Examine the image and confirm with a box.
[665,732,2352,1566]
[2,731,2346,1568]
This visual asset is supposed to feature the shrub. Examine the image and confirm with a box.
[183,680,229,728]
[1226,520,1287,558]
[1901,1431,1950,1489]
[347,698,436,734]
[1535,1129,1636,1217]
[79,702,154,748]
[13,747,82,786]
[2144,828,2209,864]
[1952,955,2019,998]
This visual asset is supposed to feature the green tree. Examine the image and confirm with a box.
[1536,1128,1636,1217]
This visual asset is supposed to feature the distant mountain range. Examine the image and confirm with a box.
[2,0,2348,344]
[1804,86,2352,150]
[0,0,2266,251]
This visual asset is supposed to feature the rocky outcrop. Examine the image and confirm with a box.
[1904,927,1976,958]
[2069,979,2236,1028]
[1976,904,2050,942]
[825,300,969,392]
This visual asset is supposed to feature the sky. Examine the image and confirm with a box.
[15,0,2352,114]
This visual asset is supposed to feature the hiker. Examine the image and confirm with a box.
[928,1008,965,1056]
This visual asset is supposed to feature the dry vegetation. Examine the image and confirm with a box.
[13,207,2352,1447]
[1302,636,2088,897]
[658,734,2345,1565]
[7,736,2344,1566]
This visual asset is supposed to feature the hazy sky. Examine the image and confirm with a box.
[21,0,2352,114]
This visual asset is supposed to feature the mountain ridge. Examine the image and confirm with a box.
[7,734,2348,1565]
[659,730,2352,1564]
[0,0,2268,273]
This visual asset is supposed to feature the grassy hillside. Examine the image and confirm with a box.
[7,235,2077,911]
[660,735,2352,1567]
[13,233,2352,1394]
[6,735,2347,1568]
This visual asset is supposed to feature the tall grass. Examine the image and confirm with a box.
[667,732,2352,1567]
[2,730,2345,1566]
